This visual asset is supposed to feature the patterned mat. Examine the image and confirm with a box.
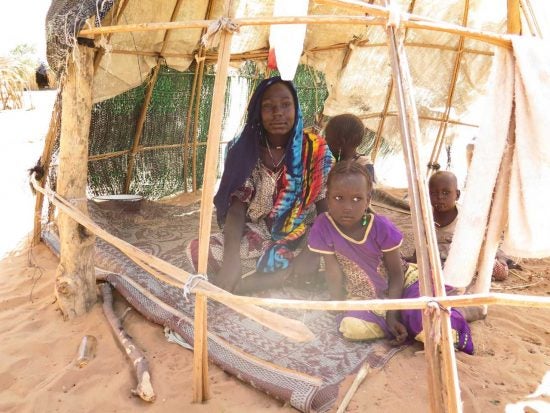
[45,200,406,412]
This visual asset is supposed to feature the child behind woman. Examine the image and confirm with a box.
[324,113,411,212]
[308,161,474,353]
[324,113,375,181]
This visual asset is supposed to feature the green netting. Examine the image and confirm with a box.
[86,63,329,199]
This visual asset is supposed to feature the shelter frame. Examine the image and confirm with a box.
[34,0,550,412]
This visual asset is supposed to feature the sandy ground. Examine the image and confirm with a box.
[1,92,550,413]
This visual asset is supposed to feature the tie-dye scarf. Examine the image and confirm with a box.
[214,77,332,272]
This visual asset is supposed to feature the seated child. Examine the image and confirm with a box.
[428,171,508,281]
[324,113,375,181]
[325,113,410,211]
[308,161,474,353]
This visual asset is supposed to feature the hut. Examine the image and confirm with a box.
[32,1,550,412]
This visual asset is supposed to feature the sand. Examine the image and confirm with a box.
[1,91,549,413]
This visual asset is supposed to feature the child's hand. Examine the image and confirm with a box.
[386,310,408,345]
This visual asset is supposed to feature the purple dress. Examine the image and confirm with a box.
[308,212,474,354]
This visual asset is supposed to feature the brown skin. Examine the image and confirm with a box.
[325,173,408,344]
[406,171,460,264]
[429,171,460,227]
[213,82,325,293]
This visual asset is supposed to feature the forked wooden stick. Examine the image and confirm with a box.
[100,283,156,402]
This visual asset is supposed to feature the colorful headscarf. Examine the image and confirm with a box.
[213,77,333,272]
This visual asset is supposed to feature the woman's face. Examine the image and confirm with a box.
[260,82,295,140]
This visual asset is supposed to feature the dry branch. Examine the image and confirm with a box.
[100,283,156,402]
[336,363,370,413]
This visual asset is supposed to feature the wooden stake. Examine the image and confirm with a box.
[124,62,162,193]
[336,363,370,413]
[55,44,96,319]
[196,0,235,274]
[32,93,61,245]
[385,12,461,412]
[193,293,210,402]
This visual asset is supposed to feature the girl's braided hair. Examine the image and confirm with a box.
[327,159,373,194]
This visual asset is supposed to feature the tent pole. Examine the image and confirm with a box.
[371,78,392,162]
[371,0,416,162]
[427,0,470,176]
[79,14,512,49]
[385,11,462,413]
[55,43,96,319]
[507,0,522,35]
[124,62,161,193]
[32,94,61,245]
[182,62,200,193]
[191,54,207,193]
[196,3,234,274]
[194,0,234,402]
[190,0,215,193]
[193,293,210,402]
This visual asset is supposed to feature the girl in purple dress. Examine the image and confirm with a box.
[308,161,474,354]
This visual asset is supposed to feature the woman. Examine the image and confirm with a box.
[187,77,333,293]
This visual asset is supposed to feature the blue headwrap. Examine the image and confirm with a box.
[213,76,301,226]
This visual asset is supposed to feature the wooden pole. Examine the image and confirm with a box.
[519,0,542,37]
[427,0,470,175]
[193,293,210,402]
[78,15,512,49]
[105,40,493,60]
[336,363,370,413]
[32,93,61,245]
[371,78,392,162]
[55,43,96,319]
[384,10,461,412]
[507,0,522,35]
[192,55,206,193]
[182,60,201,193]
[124,62,162,193]
[196,2,235,274]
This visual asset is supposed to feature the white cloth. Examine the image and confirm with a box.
[444,37,550,291]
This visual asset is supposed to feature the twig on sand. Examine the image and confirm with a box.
[491,279,543,291]
[336,362,370,413]
[100,283,156,402]
[509,269,529,282]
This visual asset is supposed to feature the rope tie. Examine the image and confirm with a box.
[182,273,208,302]
[423,300,449,345]
[201,17,240,49]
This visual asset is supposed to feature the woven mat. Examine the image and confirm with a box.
[45,200,407,412]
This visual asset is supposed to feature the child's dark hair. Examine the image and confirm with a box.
[325,114,365,149]
[327,159,373,194]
